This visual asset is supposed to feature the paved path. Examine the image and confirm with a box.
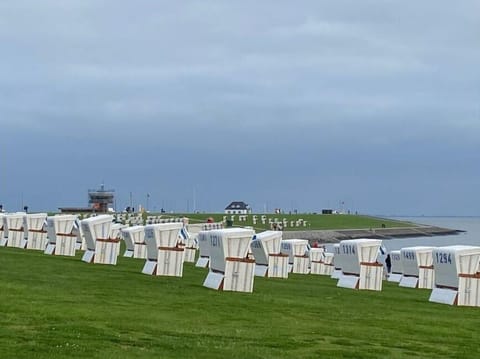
[282,226,462,243]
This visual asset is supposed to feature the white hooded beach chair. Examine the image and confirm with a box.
[111,223,126,256]
[280,239,310,274]
[186,223,203,240]
[142,222,184,276]
[175,219,193,261]
[203,228,256,292]
[387,250,403,282]
[121,225,146,258]
[336,239,383,291]
[25,213,48,250]
[179,226,197,263]
[81,215,119,265]
[309,247,326,275]
[429,245,480,306]
[195,231,211,268]
[399,246,435,289]
[319,252,335,275]
[110,223,125,240]
[203,222,225,230]
[5,213,27,248]
[250,231,288,278]
[331,243,344,279]
[72,219,85,250]
[45,215,78,256]
[193,223,228,268]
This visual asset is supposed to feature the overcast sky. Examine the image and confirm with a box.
[1,1,479,216]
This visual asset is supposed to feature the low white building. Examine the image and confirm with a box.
[224,201,251,215]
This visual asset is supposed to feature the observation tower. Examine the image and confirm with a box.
[88,184,114,213]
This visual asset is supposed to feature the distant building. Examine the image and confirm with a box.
[225,201,251,214]
[88,184,114,213]
[59,183,115,213]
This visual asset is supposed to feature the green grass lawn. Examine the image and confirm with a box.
[147,213,414,232]
[1,246,478,358]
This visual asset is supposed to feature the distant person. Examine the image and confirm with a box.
[385,254,392,273]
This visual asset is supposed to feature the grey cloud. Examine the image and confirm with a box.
[0,1,479,215]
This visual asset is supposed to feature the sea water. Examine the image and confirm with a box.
[384,216,480,251]
[323,216,480,254]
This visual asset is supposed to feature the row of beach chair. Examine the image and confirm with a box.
[1,212,479,306]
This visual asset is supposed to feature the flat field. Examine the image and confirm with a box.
[0,247,478,358]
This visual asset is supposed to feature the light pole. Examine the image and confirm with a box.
[193,187,196,213]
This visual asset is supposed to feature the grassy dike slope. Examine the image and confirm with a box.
[1,247,478,359]
[163,213,413,231]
